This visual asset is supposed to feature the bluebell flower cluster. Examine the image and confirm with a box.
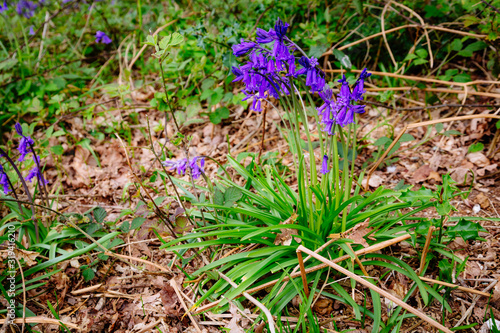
[0,164,10,194]
[16,123,34,162]
[231,18,370,132]
[162,156,205,180]
[231,18,325,112]
[15,122,48,185]
[95,30,112,44]
[16,0,37,18]
[317,69,371,133]
[0,1,7,12]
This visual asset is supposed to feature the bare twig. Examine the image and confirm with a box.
[296,245,453,333]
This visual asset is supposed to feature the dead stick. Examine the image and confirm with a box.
[257,101,268,165]
[193,233,411,314]
[418,226,436,275]
[296,245,453,333]
[297,251,310,298]
[346,243,370,278]
[0,317,80,330]
[171,279,202,333]
[419,277,492,297]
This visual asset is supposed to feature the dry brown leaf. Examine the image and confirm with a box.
[159,283,182,317]
[225,303,245,333]
[362,173,383,188]
[467,152,490,167]
[475,193,491,209]
[412,164,432,183]
[343,220,371,248]
[274,213,300,246]
[313,297,334,315]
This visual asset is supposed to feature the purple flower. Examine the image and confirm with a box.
[321,155,329,175]
[317,70,370,133]
[352,68,371,101]
[95,31,112,44]
[274,18,289,40]
[0,165,10,194]
[0,1,8,12]
[17,135,35,163]
[232,39,256,57]
[25,155,48,185]
[16,0,37,18]
[162,156,205,179]
[296,56,325,92]
[29,26,35,36]
[15,122,23,136]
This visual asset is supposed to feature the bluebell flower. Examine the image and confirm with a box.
[26,155,48,185]
[0,1,8,12]
[296,56,325,92]
[15,123,23,136]
[162,156,205,179]
[321,155,329,175]
[232,39,256,57]
[16,0,37,18]
[17,131,35,163]
[95,31,112,44]
[317,70,370,132]
[0,164,10,194]
[352,68,371,101]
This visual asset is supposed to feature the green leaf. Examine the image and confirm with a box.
[415,48,428,58]
[447,218,486,241]
[201,78,215,91]
[435,123,444,133]
[224,186,243,206]
[332,49,352,68]
[159,32,184,49]
[145,35,155,46]
[131,217,146,230]
[78,138,101,167]
[213,188,224,206]
[82,268,95,281]
[450,39,463,51]
[453,73,471,83]
[400,133,415,142]
[93,206,107,223]
[353,0,363,15]
[209,106,230,125]
[50,145,64,155]
[120,221,130,232]
[373,136,391,147]
[443,130,463,137]
[468,142,484,153]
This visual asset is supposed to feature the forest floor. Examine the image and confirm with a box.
[7,83,500,332]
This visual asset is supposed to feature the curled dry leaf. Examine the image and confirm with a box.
[467,152,490,167]
[159,283,183,317]
[313,297,334,315]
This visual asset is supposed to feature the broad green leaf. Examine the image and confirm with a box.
[468,142,484,153]
[93,206,107,223]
